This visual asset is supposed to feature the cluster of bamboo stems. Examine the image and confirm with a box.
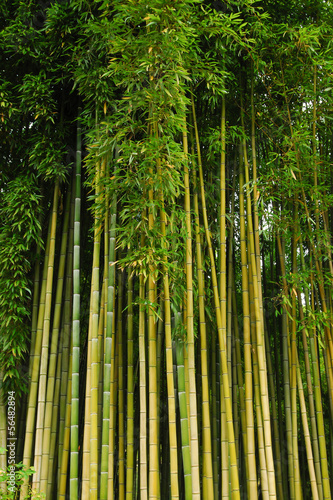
[3,81,332,500]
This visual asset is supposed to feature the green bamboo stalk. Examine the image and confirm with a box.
[90,164,102,500]
[175,333,192,500]
[231,281,247,469]
[309,272,332,500]
[138,270,148,500]
[100,179,117,500]
[98,274,106,453]
[117,271,125,500]
[48,182,73,496]
[291,206,302,500]
[107,280,117,500]
[58,352,72,500]
[71,109,81,500]
[299,243,323,500]
[57,220,73,489]
[126,274,135,500]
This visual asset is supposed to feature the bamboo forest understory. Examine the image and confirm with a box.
[1,0,333,499]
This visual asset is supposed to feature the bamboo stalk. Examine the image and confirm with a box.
[118,271,125,500]
[58,352,72,500]
[183,119,201,499]
[126,274,135,500]
[71,108,81,500]
[193,169,214,499]
[239,153,257,498]
[101,180,117,500]
[20,180,59,499]
[175,333,192,500]
[40,185,71,493]
[155,133,180,499]
[138,270,148,500]
[191,101,240,499]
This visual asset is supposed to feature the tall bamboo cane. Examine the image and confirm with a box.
[175,332,192,500]
[190,101,240,499]
[71,110,81,500]
[117,271,125,500]
[138,268,148,500]
[155,132,180,499]
[126,274,135,500]
[239,152,257,498]
[89,161,102,500]
[20,180,59,499]
[101,171,117,500]
[193,169,214,499]
[40,186,71,493]
[183,118,201,499]
[148,160,160,500]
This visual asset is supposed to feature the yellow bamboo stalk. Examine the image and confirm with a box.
[298,289,323,500]
[47,328,62,500]
[89,160,102,500]
[232,281,247,465]
[107,279,117,500]
[82,283,93,499]
[57,220,73,489]
[29,217,51,386]
[148,181,160,500]
[191,103,240,498]
[183,120,201,499]
[58,352,72,500]
[296,351,319,500]
[40,188,71,494]
[98,274,106,448]
[155,137,179,499]
[239,155,257,498]
[33,180,60,490]
[247,240,269,500]
[242,131,276,498]
[193,169,214,499]
[20,180,59,499]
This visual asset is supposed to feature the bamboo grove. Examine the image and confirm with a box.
[1,0,333,498]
